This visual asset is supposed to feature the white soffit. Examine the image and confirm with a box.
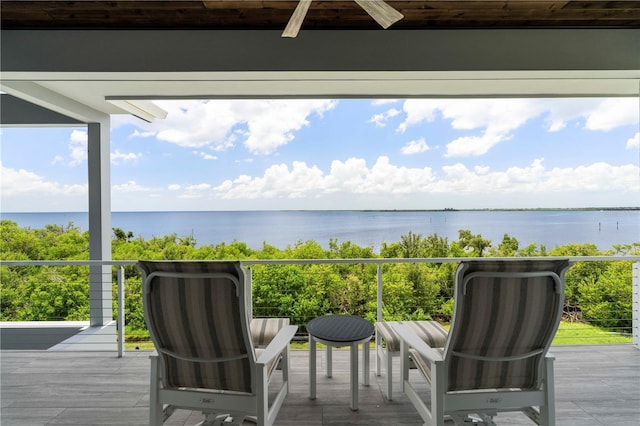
[1,70,638,118]
[105,99,168,122]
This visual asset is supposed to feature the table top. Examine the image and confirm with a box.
[307,315,374,343]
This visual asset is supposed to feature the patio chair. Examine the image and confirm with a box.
[139,260,298,426]
[375,320,447,401]
[391,258,571,426]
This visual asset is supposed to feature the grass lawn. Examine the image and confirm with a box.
[554,321,631,344]
[125,320,631,351]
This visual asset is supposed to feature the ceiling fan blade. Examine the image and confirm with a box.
[282,0,312,38]
[354,0,404,29]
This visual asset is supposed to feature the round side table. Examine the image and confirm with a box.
[307,315,374,411]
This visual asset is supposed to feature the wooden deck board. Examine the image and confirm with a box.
[1,345,639,425]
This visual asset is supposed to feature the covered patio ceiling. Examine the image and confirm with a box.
[2,1,639,120]
[3,1,640,30]
[1,1,639,120]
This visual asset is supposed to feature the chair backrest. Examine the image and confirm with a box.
[140,261,255,394]
[444,258,570,392]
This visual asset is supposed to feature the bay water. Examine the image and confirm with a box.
[2,210,638,252]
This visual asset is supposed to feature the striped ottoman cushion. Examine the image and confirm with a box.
[251,317,291,347]
[376,320,448,353]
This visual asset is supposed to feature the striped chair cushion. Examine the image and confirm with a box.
[141,261,254,394]
[445,259,567,392]
[376,320,448,353]
[251,317,290,347]
[409,347,444,382]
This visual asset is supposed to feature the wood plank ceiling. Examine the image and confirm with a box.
[2,1,639,30]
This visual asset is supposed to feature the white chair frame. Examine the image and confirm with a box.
[141,263,297,426]
[391,260,570,426]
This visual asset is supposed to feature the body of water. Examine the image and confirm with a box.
[2,210,638,252]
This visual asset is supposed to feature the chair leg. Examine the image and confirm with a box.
[386,349,394,400]
[376,341,394,400]
[149,355,163,425]
[376,333,382,376]
[540,356,556,426]
[283,346,291,393]
[431,360,445,426]
[256,363,268,426]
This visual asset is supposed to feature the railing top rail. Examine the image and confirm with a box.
[241,256,640,266]
[0,260,139,267]
[1,256,638,268]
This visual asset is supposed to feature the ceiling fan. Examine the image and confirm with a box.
[282,0,404,38]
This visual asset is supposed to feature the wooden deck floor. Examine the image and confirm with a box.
[1,345,639,425]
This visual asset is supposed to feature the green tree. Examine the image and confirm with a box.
[577,260,632,330]
[380,241,401,258]
[399,231,424,258]
[423,233,450,258]
[329,239,375,259]
[518,242,547,257]
[495,234,519,256]
[457,229,491,257]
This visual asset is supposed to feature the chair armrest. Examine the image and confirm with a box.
[391,323,443,362]
[256,325,298,365]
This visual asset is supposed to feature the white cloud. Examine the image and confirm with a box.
[185,183,212,191]
[111,149,142,165]
[529,98,639,132]
[0,162,87,211]
[369,108,401,127]
[126,99,337,155]
[627,132,640,149]
[359,157,435,195]
[216,161,325,199]
[193,151,218,161]
[398,99,544,158]
[584,98,639,131]
[444,131,507,157]
[129,129,156,138]
[65,130,143,167]
[168,184,181,191]
[435,159,639,195]
[401,138,430,155]
[210,156,638,203]
[170,183,214,200]
[395,98,640,158]
[215,156,437,200]
[541,98,602,132]
[68,130,88,166]
[1,163,64,196]
[242,100,336,154]
[370,99,400,106]
[112,181,148,193]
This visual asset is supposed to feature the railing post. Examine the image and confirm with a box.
[376,264,383,376]
[633,262,639,349]
[247,266,253,321]
[117,265,125,357]
[377,264,383,323]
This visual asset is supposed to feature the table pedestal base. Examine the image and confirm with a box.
[309,335,371,411]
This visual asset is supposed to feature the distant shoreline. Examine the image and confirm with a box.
[356,207,640,213]
[3,207,639,214]
[3,209,638,250]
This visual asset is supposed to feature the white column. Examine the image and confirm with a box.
[88,120,112,326]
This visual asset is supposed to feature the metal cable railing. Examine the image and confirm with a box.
[1,256,639,356]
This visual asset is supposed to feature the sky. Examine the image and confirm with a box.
[1,97,639,212]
